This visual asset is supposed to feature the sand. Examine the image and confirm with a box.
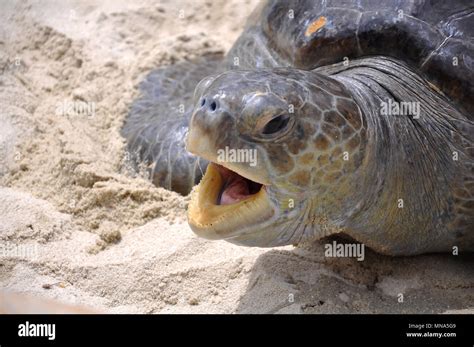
[0,0,473,314]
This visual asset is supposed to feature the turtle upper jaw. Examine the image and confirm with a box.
[186,127,275,240]
[186,124,271,185]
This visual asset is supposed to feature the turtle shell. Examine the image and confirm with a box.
[231,0,474,116]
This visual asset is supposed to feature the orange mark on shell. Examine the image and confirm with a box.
[305,16,327,37]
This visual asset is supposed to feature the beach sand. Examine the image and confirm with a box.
[0,0,473,314]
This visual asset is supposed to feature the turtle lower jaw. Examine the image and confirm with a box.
[187,162,274,240]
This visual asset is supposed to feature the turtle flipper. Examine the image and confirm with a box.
[122,54,223,195]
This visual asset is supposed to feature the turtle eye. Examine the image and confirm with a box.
[262,114,291,135]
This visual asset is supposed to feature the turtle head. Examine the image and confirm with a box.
[186,68,367,247]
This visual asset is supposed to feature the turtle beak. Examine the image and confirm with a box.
[186,120,274,241]
[186,124,270,185]
[187,163,273,240]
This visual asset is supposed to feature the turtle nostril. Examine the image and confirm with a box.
[200,98,206,107]
[209,101,217,112]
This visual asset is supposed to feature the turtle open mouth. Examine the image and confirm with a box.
[187,162,274,240]
[215,164,263,205]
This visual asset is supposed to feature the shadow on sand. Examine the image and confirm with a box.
[235,239,474,313]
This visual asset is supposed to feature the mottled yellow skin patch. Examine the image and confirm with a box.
[289,170,311,187]
[314,133,330,150]
[299,152,314,165]
[317,154,330,166]
[324,171,342,183]
[305,16,327,37]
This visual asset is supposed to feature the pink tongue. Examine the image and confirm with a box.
[220,176,250,205]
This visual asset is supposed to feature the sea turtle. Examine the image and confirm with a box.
[122,0,474,255]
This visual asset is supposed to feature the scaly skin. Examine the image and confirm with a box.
[186,56,473,255]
